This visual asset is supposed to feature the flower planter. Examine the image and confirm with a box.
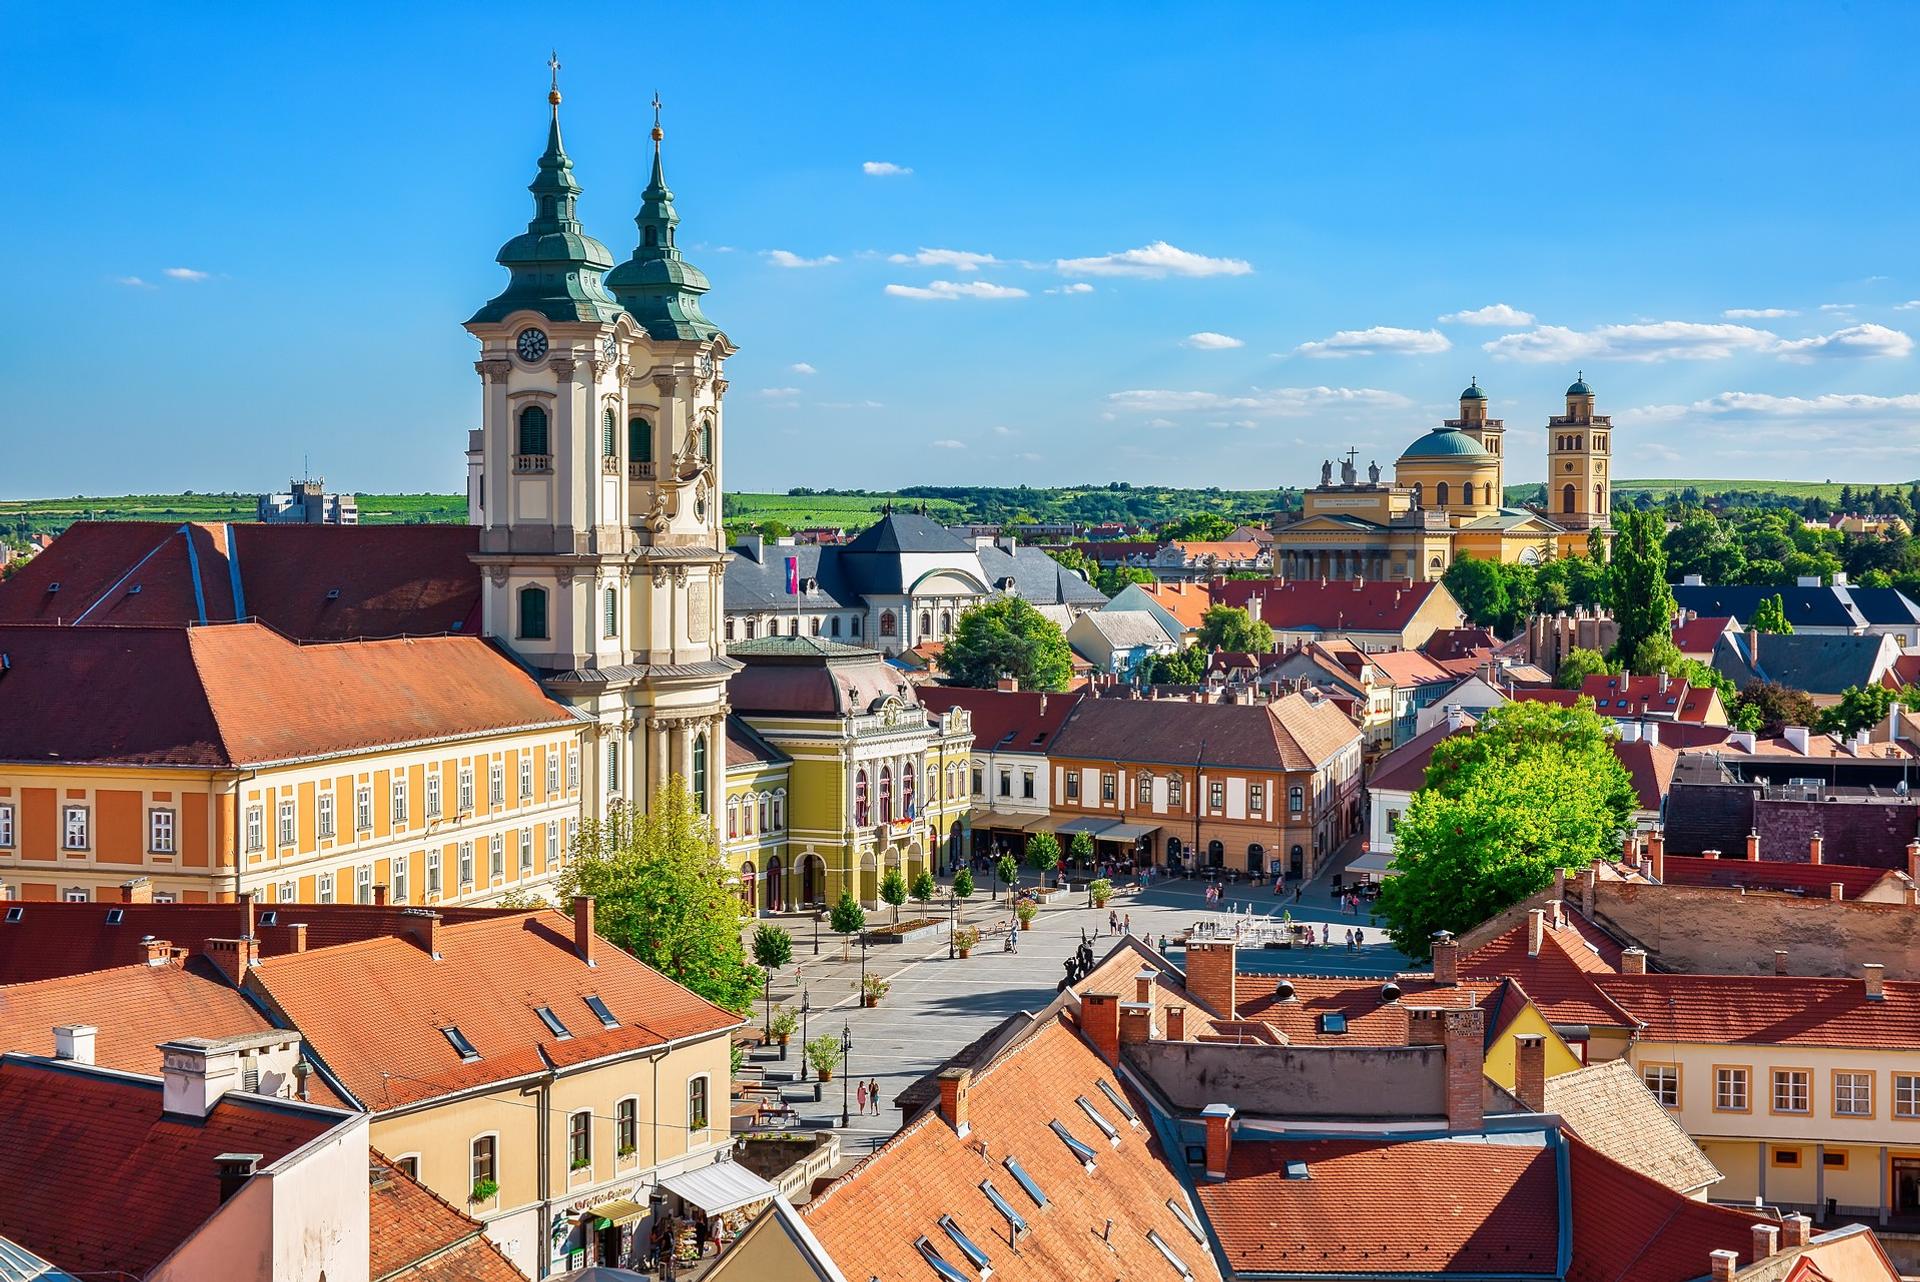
[1019,920,1032,931]
[818,1067,833,1083]
[957,947,972,959]
[862,994,879,1008]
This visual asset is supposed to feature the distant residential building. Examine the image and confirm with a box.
[1065,608,1179,676]
[257,476,359,524]
[1215,576,1464,652]
[1711,629,1901,701]
[1106,579,1212,640]
[1515,672,1727,726]
[1674,576,1920,645]
[918,685,1081,859]
[722,716,791,913]
[1142,539,1271,581]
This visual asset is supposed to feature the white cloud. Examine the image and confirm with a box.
[817,400,885,410]
[1773,323,1913,361]
[758,387,802,398]
[1673,391,1920,417]
[164,267,210,282]
[114,275,156,289]
[1055,241,1252,279]
[1482,321,1779,362]
[887,248,999,272]
[1106,386,1411,418]
[765,249,840,269]
[1043,282,1096,295]
[789,362,818,375]
[1820,302,1858,313]
[931,439,966,450]
[862,161,912,176]
[1297,326,1451,358]
[1724,307,1797,319]
[1439,303,1534,326]
[1897,300,1920,311]
[884,280,1029,301]
[990,424,1016,436]
[1182,331,1245,350]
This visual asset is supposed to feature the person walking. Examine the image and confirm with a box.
[1124,912,1133,936]
[855,1080,868,1116]
[869,1078,881,1115]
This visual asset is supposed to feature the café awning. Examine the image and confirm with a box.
[587,1196,648,1228]
[1054,817,1119,838]
[1099,821,1160,843]
[1347,848,1397,880]
[659,1160,778,1217]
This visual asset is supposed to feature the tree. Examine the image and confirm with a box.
[941,597,1074,692]
[1627,633,1685,678]
[1816,684,1898,737]
[1730,681,1819,737]
[1376,700,1637,956]
[751,925,793,1037]
[996,853,1019,898]
[910,868,936,916]
[829,890,866,960]
[1142,645,1208,685]
[1025,832,1061,888]
[1068,830,1095,871]
[1097,565,1157,596]
[1161,512,1235,543]
[558,784,761,1013]
[1196,604,1275,654]
[879,866,908,924]
[1443,555,1512,633]
[952,866,975,900]
[1556,647,1616,688]
[1749,592,1793,634]
[1608,509,1676,668]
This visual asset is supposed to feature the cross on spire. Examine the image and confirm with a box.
[549,50,562,90]
[652,92,663,128]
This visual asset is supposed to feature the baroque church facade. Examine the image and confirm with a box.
[1270,376,1613,581]
[465,75,735,824]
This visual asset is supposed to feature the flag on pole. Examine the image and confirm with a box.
[785,556,800,595]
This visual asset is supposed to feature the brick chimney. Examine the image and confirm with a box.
[1701,849,1720,861]
[1909,840,1920,886]
[216,1153,262,1206]
[1580,866,1597,919]
[1166,1004,1187,1041]
[1622,832,1639,866]
[1865,962,1885,1002]
[1774,949,1789,977]
[1709,1249,1738,1282]
[53,1024,96,1065]
[1083,992,1122,1064]
[1809,832,1824,865]
[238,891,255,941]
[1648,829,1665,882]
[119,877,153,904]
[1431,931,1458,986]
[402,908,441,958]
[1183,940,1238,1018]
[372,883,389,907]
[1135,968,1158,1003]
[937,1067,971,1137]
[1513,1033,1547,1112]
[1830,882,1845,901]
[1781,1214,1812,1248]
[997,677,1020,692]
[1751,1223,1779,1262]
[1120,1002,1156,1046]
[287,923,308,954]
[1747,830,1761,860]
[203,937,259,987]
[141,936,175,966]
[1202,1103,1236,1180]
[1622,947,1647,975]
[573,896,598,967]
[1528,908,1546,958]
[1443,1008,1486,1132]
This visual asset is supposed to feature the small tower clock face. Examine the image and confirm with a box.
[602,335,620,364]
[698,351,714,377]
[516,328,550,362]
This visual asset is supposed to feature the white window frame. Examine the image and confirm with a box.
[356,863,373,904]
[470,1132,499,1193]
[317,871,335,904]
[1896,1073,1920,1119]
[391,777,408,826]
[277,800,297,848]
[1641,1063,1679,1109]
[1773,1069,1811,1114]
[519,828,533,876]
[490,833,504,883]
[458,842,474,888]
[63,887,90,903]
[519,755,533,802]
[569,1109,593,1171]
[1714,1066,1749,1112]
[63,805,90,851]
[425,773,442,819]
[489,760,504,807]
[317,792,336,840]
[548,819,561,865]
[277,878,295,903]
[148,808,176,854]
[426,851,443,898]
[458,766,474,813]
[0,802,13,848]
[1835,1071,1874,1118]
[392,855,410,905]
[547,750,560,795]
[567,748,580,791]
[355,785,373,832]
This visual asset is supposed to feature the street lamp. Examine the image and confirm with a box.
[798,990,812,1083]
[838,1022,854,1129]
[946,890,958,960]
[812,908,820,957]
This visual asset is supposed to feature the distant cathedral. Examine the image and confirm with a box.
[1270,376,1612,582]
[466,65,735,824]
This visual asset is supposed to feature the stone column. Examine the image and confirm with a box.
[646,717,666,798]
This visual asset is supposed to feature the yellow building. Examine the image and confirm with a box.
[0,622,584,906]
[1272,377,1609,582]
[726,637,972,908]
[722,717,792,913]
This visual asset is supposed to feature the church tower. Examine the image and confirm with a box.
[1545,373,1611,530]
[466,66,735,825]
[1451,378,1505,501]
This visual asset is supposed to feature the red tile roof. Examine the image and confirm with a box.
[0,1055,342,1278]
[1458,912,1637,1031]
[0,521,482,639]
[1423,627,1501,662]
[1234,974,1502,1045]
[1614,739,1680,813]
[1578,673,1719,724]
[723,715,789,769]
[1673,615,1738,658]
[917,686,1084,754]
[1133,581,1214,630]
[1214,578,1451,634]
[1595,972,1920,1048]
[1196,1132,1561,1276]
[1051,691,1358,772]
[1364,647,1456,688]
[248,909,741,1110]
[804,1016,1224,1282]
[0,621,577,768]
[1659,854,1895,897]
[371,1151,529,1282]
[1565,1133,1761,1282]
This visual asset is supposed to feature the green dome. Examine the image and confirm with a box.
[1566,376,1593,397]
[1459,380,1487,401]
[1400,426,1492,459]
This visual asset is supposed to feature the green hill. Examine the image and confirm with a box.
[1504,478,1910,507]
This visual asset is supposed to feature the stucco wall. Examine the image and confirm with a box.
[1126,1040,1446,1118]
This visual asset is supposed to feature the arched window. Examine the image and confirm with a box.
[603,587,618,638]
[879,767,894,825]
[629,418,652,463]
[810,616,822,636]
[744,619,756,640]
[830,617,842,637]
[1563,483,1577,513]
[743,795,754,836]
[692,733,708,812]
[518,585,548,639]
[903,763,917,818]
[940,611,952,632]
[698,418,714,461]
[773,790,785,829]
[919,610,932,635]
[1596,484,1606,513]
[854,770,870,826]
[1410,483,1423,507]
[1460,482,1473,505]
[759,795,770,831]
[879,611,897,637]
[851,616,862,638]
[724,618,735,641]
[516,405,549,456]
[1436,482,1450,506]
[602,407,617,457]
[788,617,800,636]
[727,799,738,840]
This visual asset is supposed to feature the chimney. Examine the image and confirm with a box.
[1830,882,1845,901]
[1648,829,1665,882]
[1751,1223,1779,1262]
[1774,949,1789,977]
[372,883,388,907]
[402,908,441,958]
[161,1038,245,1119]
[1581,865,1597,919]
[1528,908,1546,958]
[1622,947,1647,975]
[1908,841,1920,886]
[997,677,1020,693]
[1702,849,1720,861]
[1747,830,1761,860]
[1513,1033,1546,1112]
[141,936,175,966]
[937,1067,971,1137]
[1166,1004,1187,1041]
[1709,1249,1738,1282]
[238,891,255,942]
[1429,930,1458,985]
[1781,1214,1813,1248]
[1809,832,1824,865]
[1864,962,1886,1001]
[1445,704,1466,734]
[1202,1103,1236,1180]
[1119,1001,1156,1046]
[1135,969,1158,1003]
[1622,832,1639,866]
[1183,940,1238,1019]
[203,937,259,987]
[53,1024,96,1065]
[287,922,308,953]
[215,1153,262,1206]
[573,896,598,967]
[1443,1007,1486,1132]
[1083,992,1122,1064]
[119,877,153,904]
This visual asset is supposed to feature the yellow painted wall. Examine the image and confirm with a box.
[1481,1003,1584,1091]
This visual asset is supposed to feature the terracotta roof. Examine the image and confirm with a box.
[1423,627,1501,662]
[1614,739,1680,812]
[803,1017,1223,1282]
[1579,673,1718,724]
[1214,578,1453,634]
[248,909,741,1110]
[1171,540,1264,560]
[1365,648,1456,688]
[917,687,1083,754]
[1659,855,1895,897]
[1564,1133,1761,1282]
[1595,972,1920,1048]
[0,900,524,985]
[1051,691,1357,772]
[371,1151,529,1282]
[1196,1131,1562,1276]
[1234,974,1500,1045]
[1673,615,1738,657]
[0,521,482,639]
[0,622,578,768]
[724,715,789,769]
[1368,714,1474,794]
[1458,912,1637,1031]
[1132,581,1214,630]
[0,1054,342,1278]
[1542,1059,1722,1195]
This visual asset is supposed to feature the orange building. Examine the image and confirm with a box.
[0,622,584,905]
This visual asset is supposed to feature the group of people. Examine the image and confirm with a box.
[851,1077,885,1116]
[1105,908,1134,936]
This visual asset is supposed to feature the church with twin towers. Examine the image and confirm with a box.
[465,62,736,824]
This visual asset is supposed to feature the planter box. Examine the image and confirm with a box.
[1030,888,1067,904]
[864,919,951,945]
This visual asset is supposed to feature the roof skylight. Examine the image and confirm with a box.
[441,1025,480,1061]
[1166,1197,1206,1245]
[584,995,618,1028]
[260,911,279,926]
[981,1178,1029,1238]
[1076,1094,1121,1144]
[1049,1119,1097,1169]
[914,1236,971,1282]
[1004,1156,1047,1208]
[1319,1012,1348,1035]
[1147,1229,1193,1278]
[938,1215,990,1270]
[1096,1078,1139,1126]
[535,1006,572,1038]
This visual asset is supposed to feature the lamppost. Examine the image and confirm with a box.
[859,931,869,997]
[798,990,812,1083]
[812,907,820,957]
[838,1022,854,1129]
[946,890,958,960]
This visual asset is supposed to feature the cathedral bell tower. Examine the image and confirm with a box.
[1545,373,1611,531]
[466,65,736,826]
[1451,378,1505,500]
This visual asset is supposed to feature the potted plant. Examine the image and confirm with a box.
[1090,877,1114,908]
[1015,900,1038,931]
[469,1177,499,1204]
[805,1034,842,1085]
[617,1143,637,1162]
[953,925,981,958]
[570,1157,590,1173]
[860,972,890,1007]
[769,1006,799,1049]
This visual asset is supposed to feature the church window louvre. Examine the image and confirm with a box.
[516,405,550,458]
[629,417,652,463]
[604,587,619,638]
[602,408,618,457]
[518,586,549,640]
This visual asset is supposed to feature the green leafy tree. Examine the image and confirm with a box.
[1097,565,1157,596]
[1025,831,1061,888]
[1749,593,1793,634]
[1556,647,1616,689]
[1673,657,1736,704]
[1816,684,1898,737]
[1161,512,1236,542]
[910,868,936,915]
[952,866,975,900]
[558,784,761,1013]
[1196,604,1275,654]
[1442,554,1512,633]
[996,853,1019,898]
[879,866,908,924]
[941,597,1074,692]
[829,890,866,960]
[1376,700,1637,956]
[1142,645,1208,685]
[1608,509,1676,668]
[1730,681,1819,736]
[1068,830,1095,870]
[1627,633,1685,678]
[751,925,793,1036]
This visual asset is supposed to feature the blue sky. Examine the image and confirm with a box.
[5,3,1919,499]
